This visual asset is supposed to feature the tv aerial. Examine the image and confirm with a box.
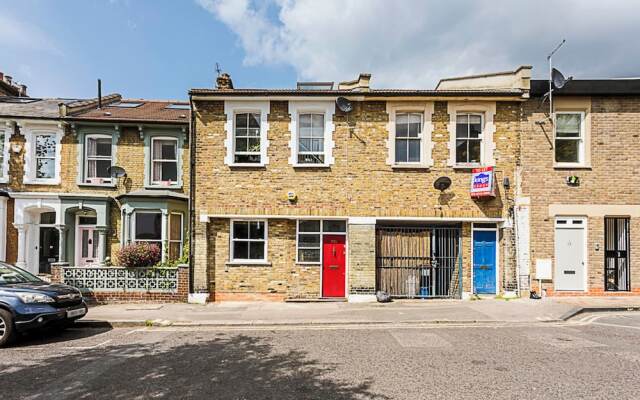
[539,39,573,122]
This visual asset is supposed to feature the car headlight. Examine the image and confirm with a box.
[16,293,55,304]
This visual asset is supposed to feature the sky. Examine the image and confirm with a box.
[1,0,639,100]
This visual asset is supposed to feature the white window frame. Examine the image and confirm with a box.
[447,102,496,168]
[455,113,484,165]
[232,112,262,164]
[229,219,268,264]
[150,136,179,185]
[224,101,270,167]
[168,212,184,261]
[0,121,12,183]
[288,101,335,167]
[554,111,585,167]
[395,112,423,164]
[84,134,113,184]
[132,210,163,249]
[295,219,347,265]
[22,124,63,185]
[386,102,434,168]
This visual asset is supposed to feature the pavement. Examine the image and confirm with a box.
[80,296,640,327]
[3,312,640,399]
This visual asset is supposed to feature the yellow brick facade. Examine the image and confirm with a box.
[1,122,189,269]
[193,97,521,300]
[521,96,640,296]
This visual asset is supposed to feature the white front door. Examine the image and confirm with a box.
[555,218,586,291]
[77,227,99,266]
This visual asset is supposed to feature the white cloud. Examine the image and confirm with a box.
[197,0,640,88]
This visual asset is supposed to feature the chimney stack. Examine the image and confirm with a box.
[216,73,233,90]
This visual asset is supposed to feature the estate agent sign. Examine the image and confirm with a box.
[470,167,495,198]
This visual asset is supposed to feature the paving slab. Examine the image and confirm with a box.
[75,297,622,327]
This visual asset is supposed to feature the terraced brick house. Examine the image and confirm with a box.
[0,85,189,298]
[190,68,531,302]
[519,79,640,296]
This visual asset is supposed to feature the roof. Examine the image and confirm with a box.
[116,189,188,200]
[530,79,640,96]
[190,88,524,97]
[67,99,190,125]
[0,97,82,119]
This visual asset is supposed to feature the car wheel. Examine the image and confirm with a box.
[0,309,16,347]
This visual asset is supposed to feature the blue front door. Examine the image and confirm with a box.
[473,230,497,294]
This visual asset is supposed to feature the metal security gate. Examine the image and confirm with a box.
[376,226,461,298]
[605,217,630,291]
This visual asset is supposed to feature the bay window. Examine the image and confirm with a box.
[231,220,267,262]
[168,213,183,261]
[133,212,162,248]
[151,138,178,184]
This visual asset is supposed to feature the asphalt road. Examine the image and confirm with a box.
[1,312,640,400]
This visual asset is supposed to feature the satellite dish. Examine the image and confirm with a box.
[552,68,572,89]
[107,165,127,178]
[434,176,452,192]
[336,97,353,113]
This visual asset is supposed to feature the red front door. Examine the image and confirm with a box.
[322,235,346,298]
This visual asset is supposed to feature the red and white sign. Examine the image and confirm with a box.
[470,167,495,198]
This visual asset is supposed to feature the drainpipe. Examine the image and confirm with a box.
[188,93,196,294]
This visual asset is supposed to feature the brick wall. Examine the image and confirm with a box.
[4,124,189,264]
[522,96,640,295]
[347,223,376,295]
[193,98,521,299]
[206,218,321,301]
[50,264,189,303]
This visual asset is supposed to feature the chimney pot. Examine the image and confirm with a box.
[216,72,234,90]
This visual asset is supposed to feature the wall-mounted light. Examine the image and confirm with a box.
[502,177,510,189]
[287,191,298,202]
[11,143,22,153]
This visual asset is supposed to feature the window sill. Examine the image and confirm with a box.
[146,184,183,190]
[228,163,267,169]
[452,164,484,170]
[226,261,271,266]
[553,164,592,170]
[391,164,430,170]
[23,178,60,185]
[292,164,331,169]
[296,262,321,266]
[78,182,116,188]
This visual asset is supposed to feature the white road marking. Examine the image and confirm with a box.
[65,339,112,350]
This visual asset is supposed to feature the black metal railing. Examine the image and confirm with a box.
[376,226,461,298]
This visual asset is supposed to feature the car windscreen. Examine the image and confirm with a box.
[0,264,43,284]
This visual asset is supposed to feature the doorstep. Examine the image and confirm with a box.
[285,297,348,303]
